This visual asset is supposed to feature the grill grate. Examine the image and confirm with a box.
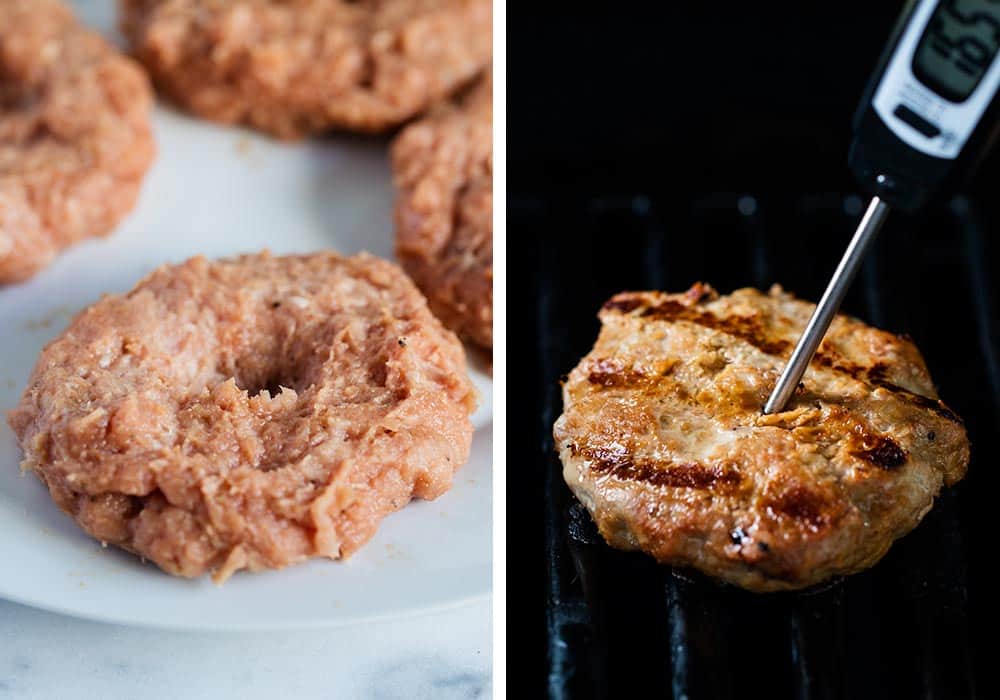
[517,191,996,698]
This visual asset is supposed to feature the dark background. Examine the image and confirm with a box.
[509,4,1000,194]
[509,3,1000,697]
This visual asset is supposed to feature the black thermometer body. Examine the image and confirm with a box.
[767,0,1000,414]
[850,0,1000,212]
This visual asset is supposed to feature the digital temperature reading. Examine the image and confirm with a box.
[913,0,1000,102]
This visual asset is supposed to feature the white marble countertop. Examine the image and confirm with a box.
[0,598,491,699]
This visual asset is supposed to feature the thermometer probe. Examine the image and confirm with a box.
[764,0,1000,414]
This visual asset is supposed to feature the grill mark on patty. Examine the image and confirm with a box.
[603,295,792,356]
[640,301,793,356]
[890,390,961,423]
[587,358,648,387]
[848,424,908,469]
[603,296,960,424]
[585,357,677,387]
[851,437,907,469]
[572,444,741,490]
[764,485,835,532]
[814,352,961,423]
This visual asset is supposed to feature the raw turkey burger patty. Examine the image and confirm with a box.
[9,251,476,581]
[554,283,969,592]
[121,0,493,139]
[393,71,492,349]
[0,0,155,284]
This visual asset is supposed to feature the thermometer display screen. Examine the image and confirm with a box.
[913,0,1000,102]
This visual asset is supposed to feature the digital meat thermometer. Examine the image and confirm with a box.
[764,0,1000,414]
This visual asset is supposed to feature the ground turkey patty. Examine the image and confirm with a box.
[8,251,476,581]
[0,0,155,284]
[554,284,969,592]
[121,0,492,139]
[393,70,491,349]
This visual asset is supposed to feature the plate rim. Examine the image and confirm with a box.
[0,584,491,631]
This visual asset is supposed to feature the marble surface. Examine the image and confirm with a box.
[0,598,491,699]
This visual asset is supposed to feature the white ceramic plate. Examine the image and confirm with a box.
[0,1,492,630]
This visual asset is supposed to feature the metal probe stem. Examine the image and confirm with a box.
[763,196,892,414]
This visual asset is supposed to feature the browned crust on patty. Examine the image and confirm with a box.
[553,283,969,592]
[8,251,476,581]
[0,0,155,284]
[393,70,491,349]
[121,0,492,139]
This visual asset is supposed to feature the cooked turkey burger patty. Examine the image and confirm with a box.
[553,283,969,592]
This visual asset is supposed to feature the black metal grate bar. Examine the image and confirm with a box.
[535,198,601,700]
[957,197,1000,404]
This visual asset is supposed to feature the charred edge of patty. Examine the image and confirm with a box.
[601,284,716,315]
[601,297,644,313]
